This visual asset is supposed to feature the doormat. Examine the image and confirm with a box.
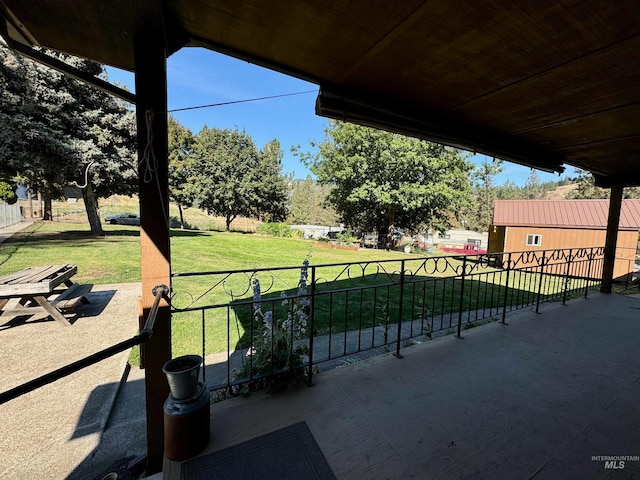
[181,421,336,480]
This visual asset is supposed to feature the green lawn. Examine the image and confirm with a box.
[0,221,410,361]
[0,222,141,283]
[0,221,588,364]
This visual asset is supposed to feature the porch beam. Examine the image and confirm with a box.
[134,31,171,474]
[601,184,623,293]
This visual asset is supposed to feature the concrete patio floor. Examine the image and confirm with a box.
[1,270,638,479]
[164,292,640,480]
[0,282,141,480]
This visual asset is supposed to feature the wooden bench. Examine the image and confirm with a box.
[52,283,93,311]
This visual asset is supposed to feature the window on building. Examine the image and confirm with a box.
[526,234,542,246]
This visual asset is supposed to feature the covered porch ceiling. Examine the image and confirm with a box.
[1,1,639,186]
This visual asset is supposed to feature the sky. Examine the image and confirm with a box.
[106,47,574,186]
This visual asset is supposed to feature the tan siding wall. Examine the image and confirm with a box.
[502,226,637,279]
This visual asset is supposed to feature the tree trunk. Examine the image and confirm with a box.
[43,182,53,220]
[178,203,185,229]
[385,206,396,250]
[37,189,42,218]
[82,181,104,235]
[27,188,33,218]
[225,214,232,231]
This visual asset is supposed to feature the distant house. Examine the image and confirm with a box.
[489,199,640,279]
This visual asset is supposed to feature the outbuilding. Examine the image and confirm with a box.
[489,199,640,280]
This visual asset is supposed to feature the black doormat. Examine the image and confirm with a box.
[181,421,336,480]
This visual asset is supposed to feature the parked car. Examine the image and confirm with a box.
[105,213,140,226]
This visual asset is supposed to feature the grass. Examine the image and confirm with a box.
[1,213,600,366]
[0,222,141,284]
[0,218,410,363]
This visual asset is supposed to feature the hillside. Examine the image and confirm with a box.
[544,183,578,200]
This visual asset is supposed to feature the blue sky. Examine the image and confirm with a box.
[106,47,573,186]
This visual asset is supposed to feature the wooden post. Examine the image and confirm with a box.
[134,32,171,474]
[601,184,623,293]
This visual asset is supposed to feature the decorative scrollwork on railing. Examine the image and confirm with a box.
[170,246,609,313]
[171,266,301,311]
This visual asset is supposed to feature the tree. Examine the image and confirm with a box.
[288,177,339,225]
[255,140,290,222]
[168,116,195,228]
[568,170,609,199]
[302,121,473,234]
[568,169,640,200]
[467,158,502,232]
[0,44,138,234]
[523,170,544,199]
[496,180,524,200]
[190,127,289,231]
[0,181,17,204]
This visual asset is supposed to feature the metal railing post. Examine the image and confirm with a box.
[562,249,573,305]
[501,252,512,324]
[307,266,316,385]
[456,256,467,338]
[394,260,405,358]
[535,251,546,313]
[585,247,594,298]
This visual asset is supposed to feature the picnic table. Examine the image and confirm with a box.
[0,265,93,326]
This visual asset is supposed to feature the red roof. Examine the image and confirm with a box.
[492,200,640,230]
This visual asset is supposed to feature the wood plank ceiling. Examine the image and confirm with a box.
[1,0,639,185]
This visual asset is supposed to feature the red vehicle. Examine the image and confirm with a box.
[439,241,487,255]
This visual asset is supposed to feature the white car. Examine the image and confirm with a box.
[105,213,140,226]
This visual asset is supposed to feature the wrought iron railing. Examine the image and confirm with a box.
[170,246,617,393]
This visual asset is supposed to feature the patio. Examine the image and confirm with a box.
[0,282,141,480]
[163,292,640,479]
[0,277,638,478]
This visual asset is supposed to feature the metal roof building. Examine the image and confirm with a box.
[489,199,640,279]
[493,199,640,230]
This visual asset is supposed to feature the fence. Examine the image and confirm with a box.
[0,203,23,229]
[170,246,608,393]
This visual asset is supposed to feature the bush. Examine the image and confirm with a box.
[257,222,296,238]
[169,216,195,229]
[335,229,358,246]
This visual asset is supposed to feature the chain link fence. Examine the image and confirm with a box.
[0,203,24,229]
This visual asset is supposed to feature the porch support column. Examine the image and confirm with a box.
[601,184,623,293]
[134,32,171,474]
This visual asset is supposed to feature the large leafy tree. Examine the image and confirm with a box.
[190,127,289,230]
[303,121,473,234]
[0,44,137,234]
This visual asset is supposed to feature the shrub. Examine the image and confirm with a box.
[257,222,297,238]
[335,228,358,246]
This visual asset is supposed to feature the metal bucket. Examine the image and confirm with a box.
[162,355,202,400]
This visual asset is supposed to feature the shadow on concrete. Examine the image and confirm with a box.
[67,367,148,480]
[74,290,117,318]
[0,290,117,331]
